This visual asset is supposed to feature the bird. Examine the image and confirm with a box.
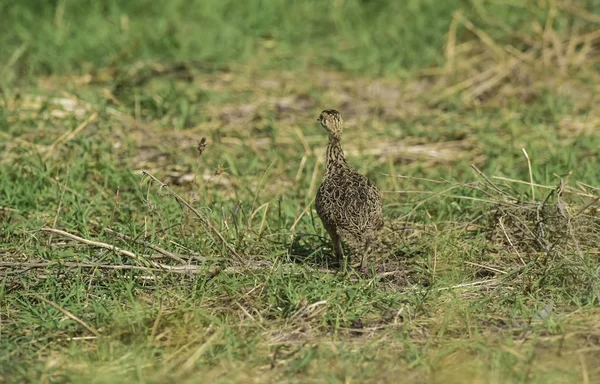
[314,109,384,272]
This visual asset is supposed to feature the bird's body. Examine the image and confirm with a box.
[315,109,383,270]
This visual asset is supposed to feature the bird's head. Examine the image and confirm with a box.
[317,109,343,140]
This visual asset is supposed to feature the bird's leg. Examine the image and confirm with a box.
[332,232,343,268]
[360,242,372,274]
[360,252,367,273]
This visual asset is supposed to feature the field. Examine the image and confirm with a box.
[2,0,600,382]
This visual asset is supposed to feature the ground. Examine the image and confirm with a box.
[1,1,600,383]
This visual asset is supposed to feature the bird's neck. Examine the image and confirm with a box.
[325,138,348,172]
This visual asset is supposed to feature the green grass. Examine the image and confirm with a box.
[2,0,600,383]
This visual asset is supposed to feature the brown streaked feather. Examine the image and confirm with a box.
[315,109,383,263]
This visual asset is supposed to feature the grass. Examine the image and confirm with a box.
[1,0,600,382]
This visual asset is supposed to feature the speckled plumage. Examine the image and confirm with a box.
[315,109,383,270]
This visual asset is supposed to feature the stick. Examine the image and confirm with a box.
[438,279,499,291]
[103,228,189,264]
[42,227,138,259]
[0,261,203,274]
[40,227,198,272]
[471,164,513,199]
[464,261,507,275]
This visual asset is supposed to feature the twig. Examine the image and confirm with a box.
[494,176,560,190]
[437,279,499,291]
[577,181,600,192]
[42,227,138,259]
[41,227,198,272]
[235,301,257,322]
[103,228,189,264]
[384,173,452,184]
[471,165,513,199]
[34,294,100,336]
[289,300,327,322]
[573,196,600,218]
[0,261,203,274]
[377,270,408,278]
[68,336,98,341]
[464,261,507,275]
[386,190,500,205]
[141,171,242,262]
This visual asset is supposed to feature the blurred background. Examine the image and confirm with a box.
[2,0,598,181]
[3,0,597,80]
[3,0,484,77]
